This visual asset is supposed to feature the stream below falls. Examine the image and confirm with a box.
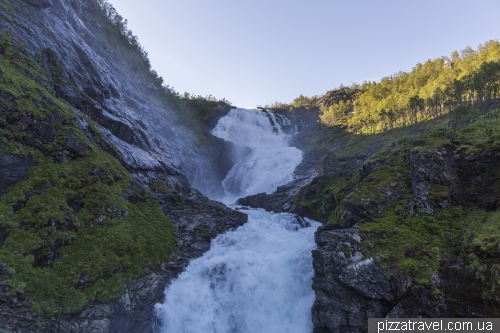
[154,108,321,333]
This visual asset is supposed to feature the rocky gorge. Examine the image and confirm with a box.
[0,0,500,332]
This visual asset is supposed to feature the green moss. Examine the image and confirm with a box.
[359,201,500,294]
[151,180,169,194]
[359,205,465,284]
[0,149,175,316]
[194,226,209,235]
[345,149,410,219]
[460,211,500,258]
[0,32,175,317]
[292,173,357,224]
[0,32,73,122]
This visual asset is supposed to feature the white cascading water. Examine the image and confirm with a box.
[211,108,303,201]
[155,109,320,333]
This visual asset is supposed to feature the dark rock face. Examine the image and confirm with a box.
[403,149,450,217]
[237,176,314,213]
[237,188,289,213]
[309,144,500,332]
[158,189,248,264]
[0,155,35,196]
[447,148,500,209]
[312,225,410,333]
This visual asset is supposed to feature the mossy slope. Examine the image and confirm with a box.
[0,31,175,317]
[294,117,500,315]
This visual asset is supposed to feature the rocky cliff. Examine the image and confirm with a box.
[0,0,246,331]
[292,126,500,332]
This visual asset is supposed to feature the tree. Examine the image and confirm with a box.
[408,95,424,123]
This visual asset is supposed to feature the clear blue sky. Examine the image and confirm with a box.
[109,0,500,108]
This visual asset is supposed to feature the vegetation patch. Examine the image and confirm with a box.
[347,149,409,209]
[269,41,500,138]
[460,210,500,263]
[359,205,500,308]
[359,205,464,284]
[292,173,357,224]
[194,226,209,235]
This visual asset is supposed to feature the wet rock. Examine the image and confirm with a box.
[237,176,313,213]
[238,191,286,212]
[0,155,35,197]
[23,0,52,9]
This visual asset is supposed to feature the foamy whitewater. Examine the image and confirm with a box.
[211,108,303,201]
[155,109,320,333]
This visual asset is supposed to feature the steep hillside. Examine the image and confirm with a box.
[290,118,500,332]
[0,0,246,331]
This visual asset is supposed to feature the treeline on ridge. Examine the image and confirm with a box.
[271,41,500,134]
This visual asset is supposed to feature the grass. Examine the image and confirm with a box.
[454,120,500,154]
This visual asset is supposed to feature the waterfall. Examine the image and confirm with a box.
[211,108,303,201]
[155,109,319,333]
